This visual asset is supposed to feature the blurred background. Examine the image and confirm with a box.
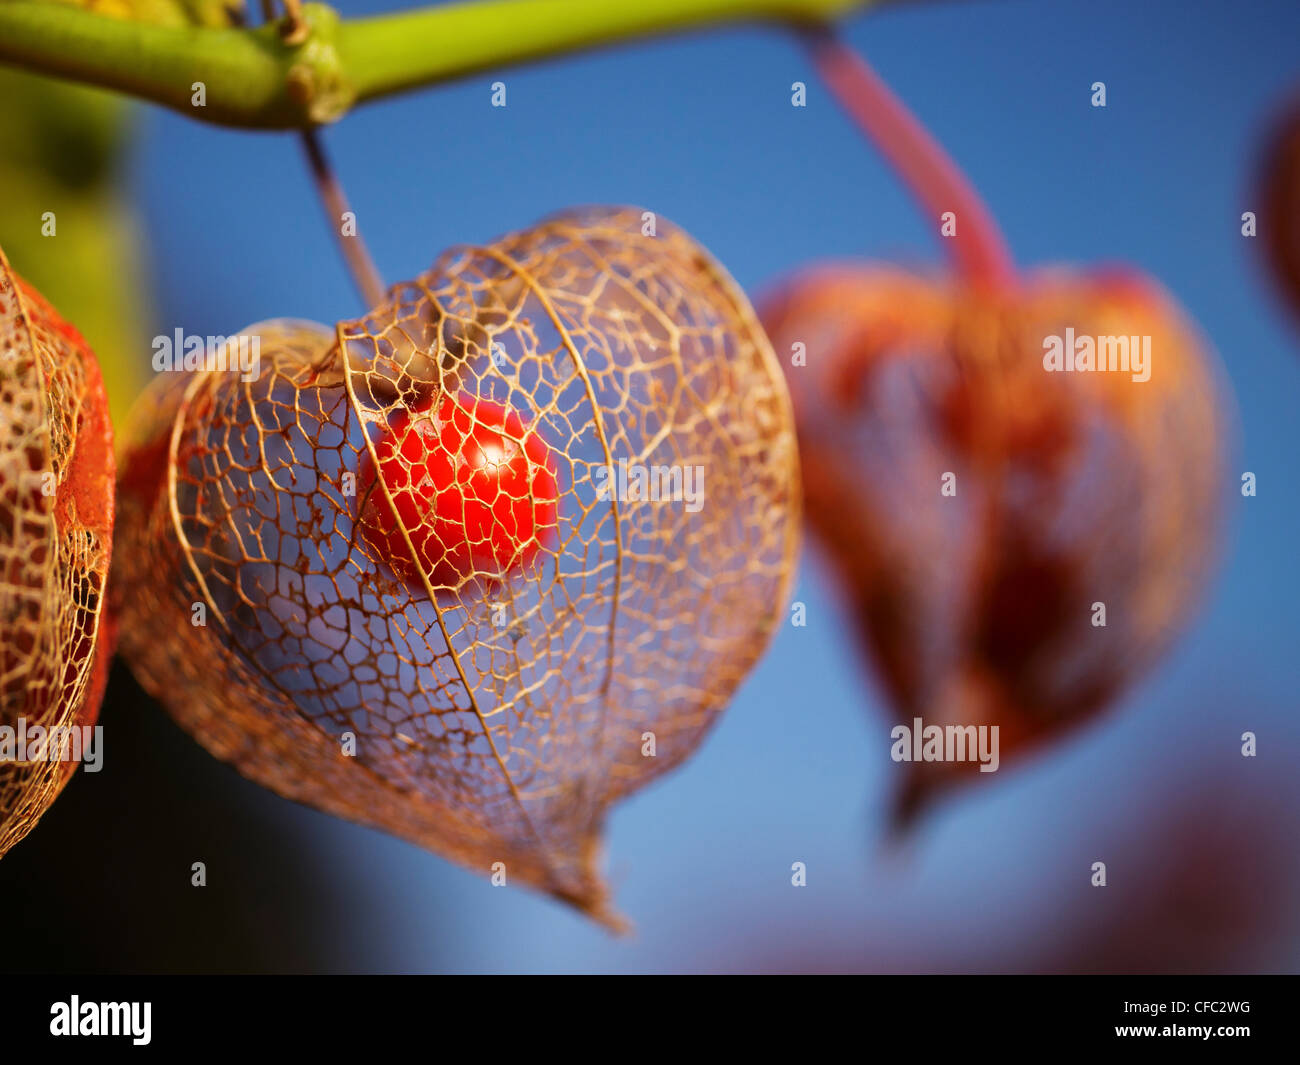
[1,0,1297,973]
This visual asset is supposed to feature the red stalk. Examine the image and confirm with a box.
[805,28,1017,292]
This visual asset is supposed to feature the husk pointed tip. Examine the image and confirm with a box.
[556,886,632,936]
[541,832,633,935]
[886,760,932,841]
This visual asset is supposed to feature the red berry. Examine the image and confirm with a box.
[359,393,560,590]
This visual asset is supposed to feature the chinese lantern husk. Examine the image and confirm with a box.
[0,252,116,858]
[760,263,1228,822]
[112,208,801,926]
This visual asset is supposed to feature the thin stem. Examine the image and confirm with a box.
[300,129,386,308]
[249,0,384,309]
[0,0,892,130]
[805,28,1016,291]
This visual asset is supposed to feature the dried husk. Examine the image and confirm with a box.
[759,264,1227,817]
[0,248,115,858]
[113,208,800,925]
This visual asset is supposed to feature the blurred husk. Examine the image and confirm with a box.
[1259,93,1300,323]
[759,264,1230,830]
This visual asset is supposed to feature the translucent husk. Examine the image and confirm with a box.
[113,207,801,926]
[0,247,116,858]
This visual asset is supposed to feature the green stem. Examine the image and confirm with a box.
[0,0,886,131]
[343,0,873,104]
